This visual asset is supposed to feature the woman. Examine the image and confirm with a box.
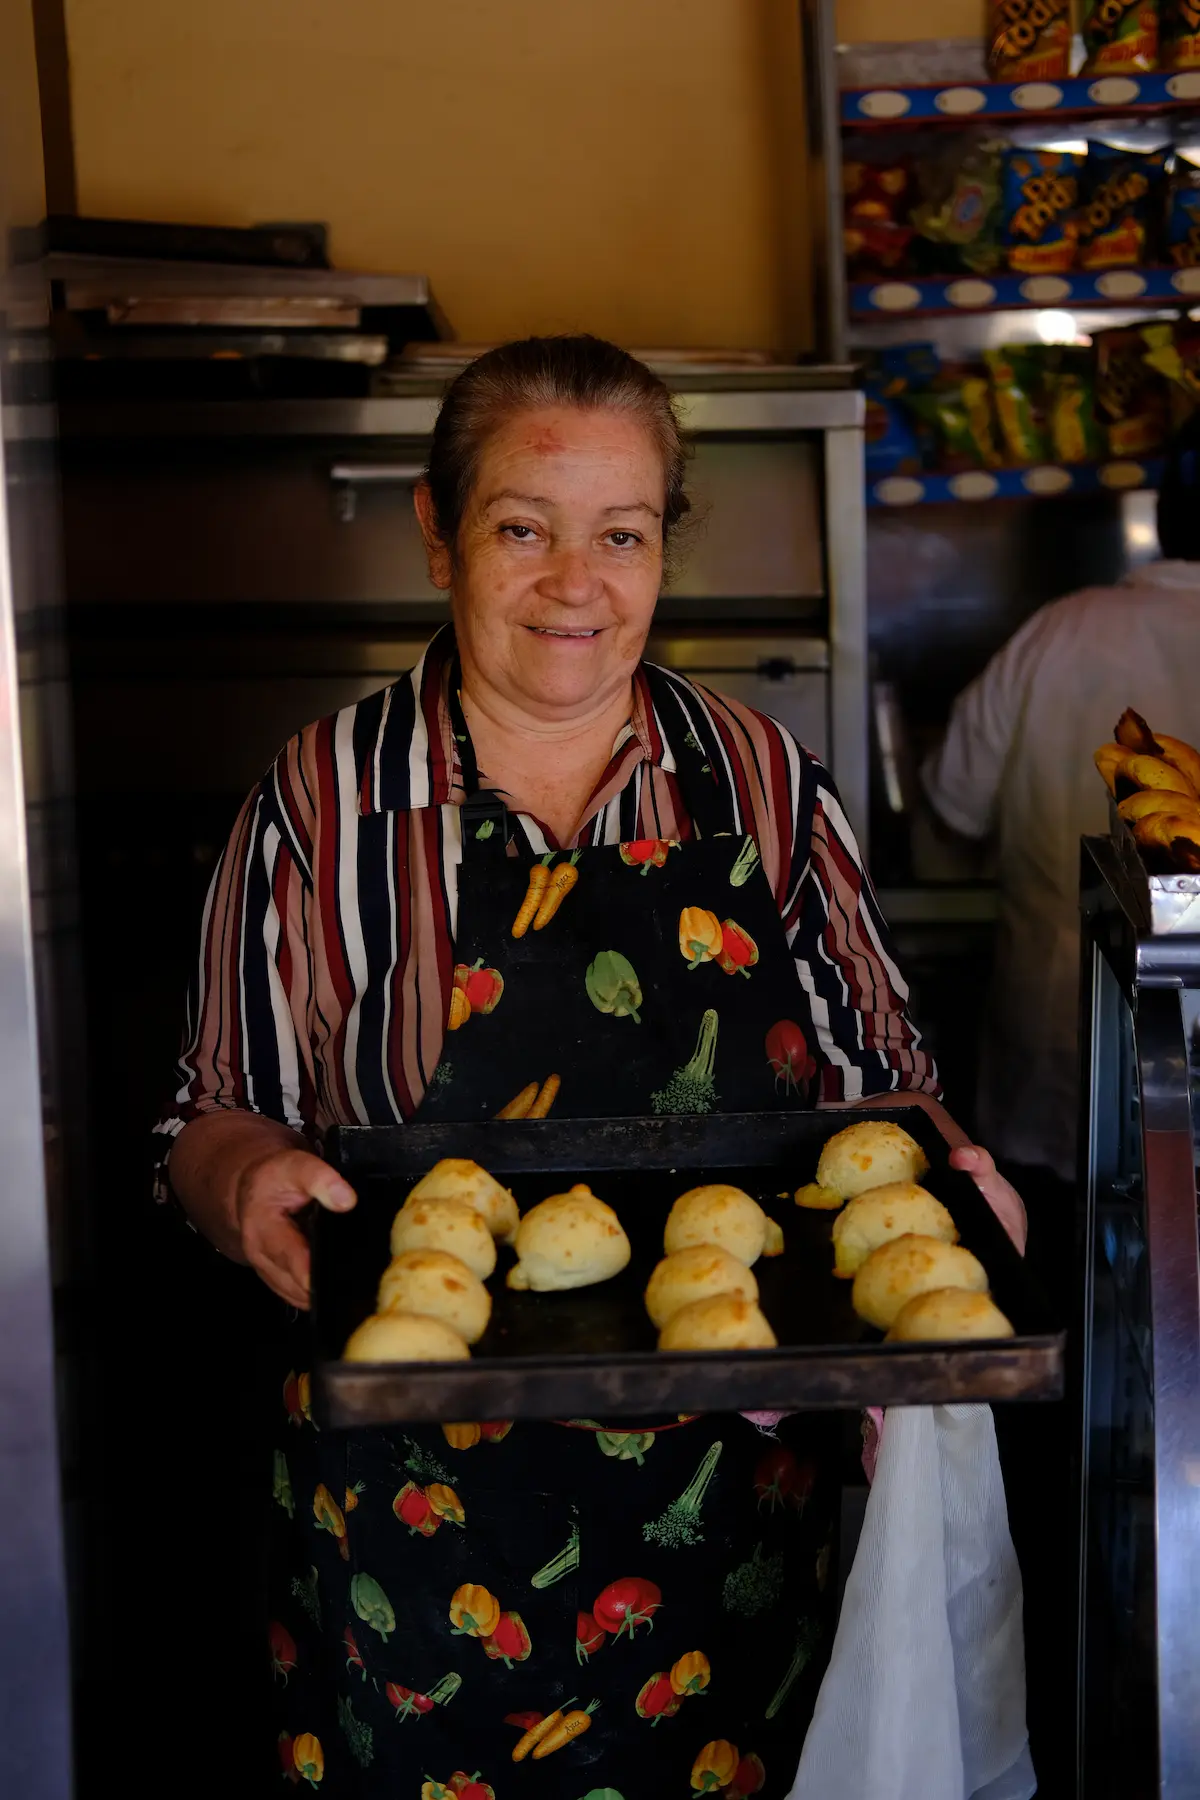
[155,336,1024,1797]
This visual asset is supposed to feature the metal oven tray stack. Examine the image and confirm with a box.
[313,1108,1063,1428]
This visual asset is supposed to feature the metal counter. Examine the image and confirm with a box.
[1078,836,1200,1800]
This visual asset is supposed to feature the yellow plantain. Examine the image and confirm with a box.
[1118,790,1200,824]
[1114,707,1160,755]
[1121,753,1198,797]
[1153,733,1200,797]
[1094,743,1131,795]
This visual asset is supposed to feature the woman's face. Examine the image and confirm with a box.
[418,404,666,720]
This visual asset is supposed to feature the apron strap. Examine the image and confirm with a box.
[447,658,512,859]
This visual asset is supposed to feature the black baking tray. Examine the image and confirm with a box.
[313,1108,1064,1427]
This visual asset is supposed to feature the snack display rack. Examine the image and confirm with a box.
[839,32,1200,512]
[1077,833,1200,1799]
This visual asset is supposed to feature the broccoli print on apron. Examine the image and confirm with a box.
[269,684,839,1798]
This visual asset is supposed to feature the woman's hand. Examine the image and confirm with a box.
[947,1143,1027,1255]
[169,1111,357,1309]
[235,1147,357,1309]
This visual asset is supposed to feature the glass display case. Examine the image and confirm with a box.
[1078,835,1200,1800]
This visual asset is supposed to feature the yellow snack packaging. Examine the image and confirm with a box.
[987,0,1072,81]
[1082,0,1160,75]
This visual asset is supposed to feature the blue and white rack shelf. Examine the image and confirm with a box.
[842,69,1200,129]
[867,456,1165,507]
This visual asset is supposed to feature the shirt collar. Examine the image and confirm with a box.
[357,625,672,815]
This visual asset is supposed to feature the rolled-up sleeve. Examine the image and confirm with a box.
[151,753,317,1174]
[782,756,941,1103]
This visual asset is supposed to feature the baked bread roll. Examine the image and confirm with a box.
[851,1233,988,1332]
[404,1157,519,1244]
[813,1119,930,1203]
[343,1310,471,1363]
[831,1182,957,1279]
[1121,752,1196,797]
[377,1249,492,1344]
[663,1185,772,1265]
[389,1196,497,1280]
[1094,743,1130,795]
[1117,788,1200,825]
[644,1245,759,1330]
[657,1293,777,1351]
[507,1184,631,1292]
[886,1287,1014,1342]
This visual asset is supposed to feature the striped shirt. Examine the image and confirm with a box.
[154,627,938,1154]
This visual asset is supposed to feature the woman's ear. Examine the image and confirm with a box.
[413,482,453,590]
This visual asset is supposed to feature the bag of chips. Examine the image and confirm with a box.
[1166,161,1200,265]
[984,346,1051,463]
[910,137,1005,275]
[987,0,1072,80]
[1095,325,1172,455]
[1162,0,1200,68]
[1077,144,1168,269]
[907,375,1004,472]
[1082,0,1160,75]
[1002,150,1082,273]
[1046,352,1107,462]
[844,160,915,278]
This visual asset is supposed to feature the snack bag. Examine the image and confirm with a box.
[1047,353,1106,462]
[1002,150,1082,274]
[1162,0,1200,68]
[1166,161,1200,265]
[910,137,1004,274]
[1095,325,1172,454]
[1077,144,1168,270]
[907,378,1004,472]
[844,160,915,277]
[864,344,940,474]
[985,346,1051,463]
[987,0,1072,80]
[1081,0,1159,75]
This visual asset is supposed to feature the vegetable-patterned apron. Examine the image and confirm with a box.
[269,682,839,1799]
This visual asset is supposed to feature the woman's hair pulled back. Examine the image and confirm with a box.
[424,334,691,558]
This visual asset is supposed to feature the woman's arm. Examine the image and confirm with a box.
[169,1111,356,1309]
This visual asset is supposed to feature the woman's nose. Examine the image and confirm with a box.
[540,546,602,605]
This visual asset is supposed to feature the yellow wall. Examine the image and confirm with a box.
[63,0,811,352]
[0,0,46,248]
[837,0,983,41]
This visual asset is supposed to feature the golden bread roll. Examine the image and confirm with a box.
[657,1293,777,1351]
[1093,743,1130,794]
[663,1184,771,1265]
[1153,733,1200,796]
[851,1233,988,1332]
[389,1196,497,1280]
[343,1310,471,1363]
[794,1182,845,1210]
[404,1157,519,1244]
[886,1287,1014,1343]
[507,1184,631,1291]
[376,1249,492,1344]
[1114,707,1159,755]
[1121,752,1197,797]
[814,1120,930,1203]
[831,1182,958,1280]
[1118,789,1200,825]
[1132,812,1200,868]
[644,1245,759,1329]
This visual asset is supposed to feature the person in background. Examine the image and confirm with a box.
[922,413,1200,1799]
[922,417,1200,1278]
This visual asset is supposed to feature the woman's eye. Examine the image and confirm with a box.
[607,530,641,548]
[501,524,538,541]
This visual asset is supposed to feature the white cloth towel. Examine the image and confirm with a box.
[789,1404,1035,1800]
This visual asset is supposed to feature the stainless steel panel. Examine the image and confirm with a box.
[62,435,827,608]
[825,425,868,836]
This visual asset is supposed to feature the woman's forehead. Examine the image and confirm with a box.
[478,404,663,475]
